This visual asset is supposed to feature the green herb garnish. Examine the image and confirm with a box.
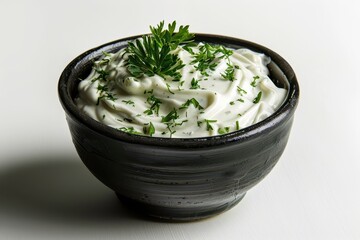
[221,62,236,81]
[119,127,141,135]
[253,91,263,103]
[237,86,247,95]
[190,43,233,76]
[250,75,260,87]
[97,84,108,93]
[161,108,179,123]
[179,98,204,110]
[236,121,240,130]
[122,99,135,106]
[204,119,217,131]
[190,43,218,76]
[125,21,194,80]
[92,68,109,82]
[144,89,154,94]
[96,92,117,105]
[166,83,175,94]
[144,95,162,115]
[190,78,201,89]
[218,127,230,134]
[143,122,155,136]
[165,123,176,138]
[123,117,133,123]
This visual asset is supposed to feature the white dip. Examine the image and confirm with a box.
[76,42,287,138]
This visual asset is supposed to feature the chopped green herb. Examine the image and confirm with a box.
[250,75,260,87]
[190,43,218,76]
[96,92,117,105]
[182,42,197,54]
[149,122,155,136]
[236,121,240,130]
[97,54,110,65]
[144,95,162,115]
[179,98,204,110]
[237,98,244,103]
[221,62,236,81]
[204,119,217,131]
[92,68,109,82]
[190,43,233,76]
[217,46,233,58]
[230,101,235,105]
[102,51,111,57]
[166,124,176,138]
[143,122,155,136]
[119,127,141,135]
[218,127,230,134]
[253,91,263,103]
[190,78,201,89]
[122,99,135,106]
[166,83,175,94]
[144,89,154,94]
[174,119,188,126]
[96,82,118,105]
[97,84,109,93]
[237,86,247,95]
[123,118,133,123]
[161,108,179,123]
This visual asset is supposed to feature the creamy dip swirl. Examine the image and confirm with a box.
[76,43,287,138]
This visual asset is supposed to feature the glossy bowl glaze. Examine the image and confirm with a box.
[58,34,299,221]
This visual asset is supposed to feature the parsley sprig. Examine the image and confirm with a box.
[125,21,194,80]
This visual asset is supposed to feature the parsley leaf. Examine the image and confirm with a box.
[190,78,201,89]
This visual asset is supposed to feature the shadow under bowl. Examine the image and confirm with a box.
[58,34,299,221]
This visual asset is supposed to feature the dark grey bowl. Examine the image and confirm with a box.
[58,34,299,221]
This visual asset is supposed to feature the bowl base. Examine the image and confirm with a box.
[116,192,246,222]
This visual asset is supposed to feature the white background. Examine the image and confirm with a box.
[1,0,359,239]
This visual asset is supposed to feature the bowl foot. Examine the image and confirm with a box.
[116,192,246,222]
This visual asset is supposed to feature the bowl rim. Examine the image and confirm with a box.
[58,33,299,148]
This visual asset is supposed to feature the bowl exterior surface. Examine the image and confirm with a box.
[66,114,293,220]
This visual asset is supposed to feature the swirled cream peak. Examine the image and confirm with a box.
[76,43,287,138]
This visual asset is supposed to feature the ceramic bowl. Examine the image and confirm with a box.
[58,34,299,221]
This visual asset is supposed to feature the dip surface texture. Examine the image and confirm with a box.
[76,43,287,138]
